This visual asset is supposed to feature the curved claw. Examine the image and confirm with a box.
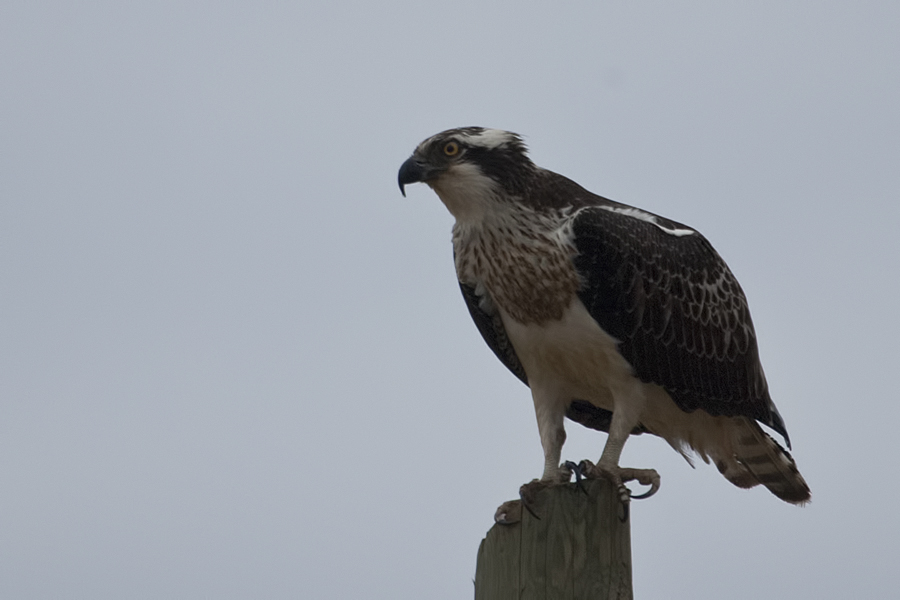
[519,480,546,520]
[622,468,661,500]
[564,460,590,495]
[628,480,660,500]
[521,496,541,520]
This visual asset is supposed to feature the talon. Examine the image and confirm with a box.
[494,500,523,524]
[581,462,661,512]
[619,499,629,523]
[621,468,661,501]
[518,480,546,520]
[564,460,589,495]
[615,481,632,522]
[522,499,541,520]
[629,483,660,500]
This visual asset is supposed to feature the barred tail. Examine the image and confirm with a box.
[715,417,811,505]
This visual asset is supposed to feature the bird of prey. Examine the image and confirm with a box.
[398,127,810,516]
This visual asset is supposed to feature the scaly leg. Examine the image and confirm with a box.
[582,394,661,518]
[495,388,572,524]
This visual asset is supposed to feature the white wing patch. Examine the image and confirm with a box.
[599,205,695,237]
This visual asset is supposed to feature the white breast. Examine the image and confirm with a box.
[500,299,637,412]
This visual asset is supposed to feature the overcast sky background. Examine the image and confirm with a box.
[2,2,899,598]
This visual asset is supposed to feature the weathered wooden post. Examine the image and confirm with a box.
[474,479,633,600]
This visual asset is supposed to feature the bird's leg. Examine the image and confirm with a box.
[520,392,573,516]
[581,401,661,520]
[534,390,571,484]
[495,391,571,524]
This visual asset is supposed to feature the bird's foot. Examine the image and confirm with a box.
[577,460,661,521]
[494,464,573,525]
[564,460,591,495]
[494,499,523,525]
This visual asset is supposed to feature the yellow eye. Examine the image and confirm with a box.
[443,141,460,156]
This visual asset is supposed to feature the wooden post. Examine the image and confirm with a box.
[474,479,633,600]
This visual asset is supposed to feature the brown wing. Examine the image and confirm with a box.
[570,204,790,446]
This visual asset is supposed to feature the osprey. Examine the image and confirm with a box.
[398,127,809,515]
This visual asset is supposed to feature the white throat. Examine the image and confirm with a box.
[430,162,501,225]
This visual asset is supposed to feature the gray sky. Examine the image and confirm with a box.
[2,2,898,598]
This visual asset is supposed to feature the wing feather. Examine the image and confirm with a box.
[570,205,790,445]
[459,282,527,385]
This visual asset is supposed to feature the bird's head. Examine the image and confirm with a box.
[398,127,536,221]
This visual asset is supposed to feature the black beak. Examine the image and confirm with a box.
[398,157,426,197]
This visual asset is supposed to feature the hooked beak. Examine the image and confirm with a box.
[398,156,427,197]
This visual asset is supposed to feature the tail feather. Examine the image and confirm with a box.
[718,418,810,505]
